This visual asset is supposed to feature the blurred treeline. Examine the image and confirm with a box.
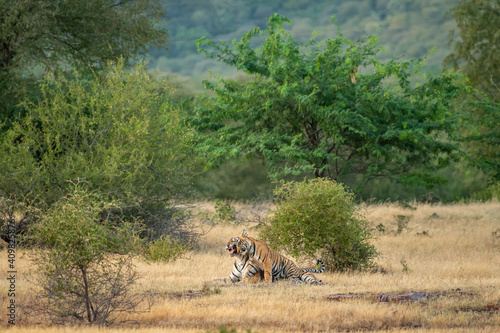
[151,0,459,85]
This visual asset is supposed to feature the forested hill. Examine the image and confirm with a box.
[150,0,460,86]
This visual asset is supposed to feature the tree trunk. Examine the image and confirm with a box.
[80,266,93,323]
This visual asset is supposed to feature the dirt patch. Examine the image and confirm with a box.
[326,288,476,303]
[166,290,204,299]
[459,303,500,313]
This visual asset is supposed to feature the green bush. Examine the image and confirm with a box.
[213,199,236,223]
[0,60,199,210]
[144,235,187,262]
[260,178,379,272]
[0,61,202,241]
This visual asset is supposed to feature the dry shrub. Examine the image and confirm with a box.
[24,188,146,324]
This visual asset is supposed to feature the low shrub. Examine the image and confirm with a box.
[144,235,187,262]
[213,199,236,223]
[260,178,379,272]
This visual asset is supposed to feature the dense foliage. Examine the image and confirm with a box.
[0,0,167,124]
[445,0,500,182]
[260,178,378,271]
[151,0,497,202]
[458,97,500,182]
[445,0,500,99]
[193,14,465,191]
[0,63,201,238]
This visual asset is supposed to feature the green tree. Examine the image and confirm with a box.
[0,62,200,239]
[0,0,167,123]
[193,14,465,191]
[260,178,378,271]
[445,0,500,181]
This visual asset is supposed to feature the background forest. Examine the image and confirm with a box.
[153,0,459,83]
[148,0,493,202]
[1,0,498,206]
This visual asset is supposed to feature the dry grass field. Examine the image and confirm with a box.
[1,201,499,332]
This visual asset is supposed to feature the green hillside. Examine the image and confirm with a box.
[150,0,460,87]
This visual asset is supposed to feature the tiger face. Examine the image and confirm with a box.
[225,237,249,258]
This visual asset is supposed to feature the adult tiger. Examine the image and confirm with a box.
[222,236,264,283]
[225,230,324,284]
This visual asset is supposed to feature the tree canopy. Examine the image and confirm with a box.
[0,0,167,123]
[192,14,465,191]
[0,62,199,216]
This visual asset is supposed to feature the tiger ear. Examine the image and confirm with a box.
[242,230,248,237]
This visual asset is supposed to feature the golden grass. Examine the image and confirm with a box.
[5,328,500,333]
[1,201,499,332]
